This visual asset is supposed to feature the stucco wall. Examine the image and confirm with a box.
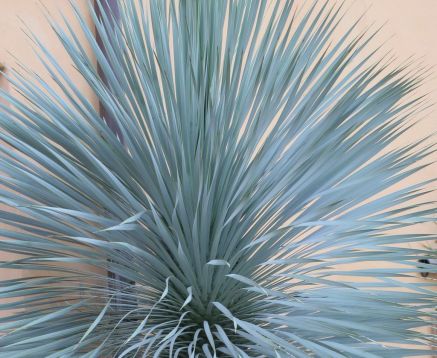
[0,0,96,317]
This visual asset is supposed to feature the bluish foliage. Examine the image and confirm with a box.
[0,1,435,357]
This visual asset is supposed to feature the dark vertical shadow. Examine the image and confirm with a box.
[95,0,122,138]
[94,0,136,309]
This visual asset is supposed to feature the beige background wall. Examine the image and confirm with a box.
[0,0,95,102]
[0,0,435,352]
[0,0,96,317]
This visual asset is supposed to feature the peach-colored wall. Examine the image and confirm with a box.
[0,0,96,103]
[348,0,437,202]
[0,0,97,317]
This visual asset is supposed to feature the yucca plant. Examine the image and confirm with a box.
[0,0,435,356]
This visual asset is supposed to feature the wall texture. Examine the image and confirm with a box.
[0,0,96,317]
[0,0,96,104]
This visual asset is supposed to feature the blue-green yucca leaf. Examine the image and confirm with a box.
[0,0,435,356]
